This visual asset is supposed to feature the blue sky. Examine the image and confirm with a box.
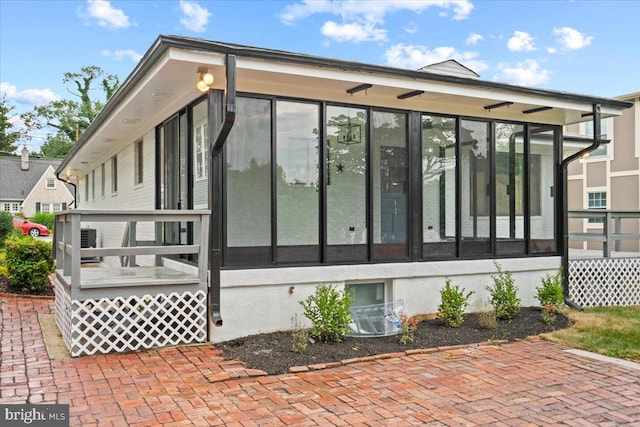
[1,0,639,151]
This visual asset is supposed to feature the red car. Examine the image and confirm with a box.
[12,216,50,237]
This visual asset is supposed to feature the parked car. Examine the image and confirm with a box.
[12,216,50,237]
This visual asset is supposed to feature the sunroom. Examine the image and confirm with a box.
[54,36,631,354]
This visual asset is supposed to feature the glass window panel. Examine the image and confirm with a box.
[134,141,143,185]
[372,110,408,259]
[346,283,385,307]
[226,97,272,247]
[529,125,557,252]
[495,122,525,240]
[111,155,118,193]
[422,115,456,243]
[101,163,105,197]
[276,101,320,247]
[588,191,607,224]
[326,106,367,246]
[460,119,490,241]
[192,99,209,210]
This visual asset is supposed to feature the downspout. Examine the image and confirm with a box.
[559,103,601,310]
[55,172,76,208]
[208,54,236,327]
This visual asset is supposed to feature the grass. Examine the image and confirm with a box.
[541,306,640,361]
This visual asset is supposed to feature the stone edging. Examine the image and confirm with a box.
[0,291,54,300]
[206,339,539,383]
[286,339,518,373]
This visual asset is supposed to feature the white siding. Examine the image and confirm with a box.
[81,130,157,267]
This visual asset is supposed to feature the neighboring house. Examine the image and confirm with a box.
[54,35,632,350]
[566,92,640,253]
[0,147,74,217]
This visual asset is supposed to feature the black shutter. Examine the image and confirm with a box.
[35,202,41,213]
[62,202,67,210]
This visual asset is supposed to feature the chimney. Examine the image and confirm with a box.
[21,146,29,171]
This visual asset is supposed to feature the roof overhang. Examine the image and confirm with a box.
[57,35,633,179]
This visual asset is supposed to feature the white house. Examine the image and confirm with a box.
[0,148,73,217]
[53,36,632,356]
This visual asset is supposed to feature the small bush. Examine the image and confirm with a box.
[5,235,54,295]
[438,279,473,327]
[0,211,14,248]
[477,309,498,329]
[473,298,498,329]
[30,212,55,231]
[487,262,521,320]
[291,329,310,353]
[541,303,558,325]
[0,250,7,277]
[290,314,310,353]
[536,268,564,308]
[398,311,420,344]
[300,284,353,342]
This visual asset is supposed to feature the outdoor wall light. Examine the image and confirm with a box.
[196,67,214,92]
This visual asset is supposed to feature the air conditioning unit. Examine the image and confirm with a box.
[81,228,98,263]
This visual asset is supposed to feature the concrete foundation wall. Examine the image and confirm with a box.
[209,256,561,343]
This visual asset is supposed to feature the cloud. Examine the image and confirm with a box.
[179,0,211,32]
[546,47,557,54]
[101,49,143,63]
[553,27,593,50]
[321,20,386,42]
[507,31,536,52]
[81,0,130,30]
[1,82,59,106]
[384,43,488,74]
[466,33,483,45]
[279,1,473,43]
[493,60,550,86]
[404,22,418,34]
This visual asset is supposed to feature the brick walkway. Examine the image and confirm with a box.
[1,295,639,426]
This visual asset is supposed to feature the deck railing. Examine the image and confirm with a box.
[567,210,640,307]
[568,210,640,258]
[53,209,210,356]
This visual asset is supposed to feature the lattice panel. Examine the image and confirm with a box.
[569,258,640,307]
[54,284,73,351]
[68,291,206,357]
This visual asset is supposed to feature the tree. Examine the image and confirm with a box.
[39,131,74,159]
[0,95,24,155]
[24,65,120,158]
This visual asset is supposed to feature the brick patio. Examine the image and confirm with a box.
[1,295,639,426]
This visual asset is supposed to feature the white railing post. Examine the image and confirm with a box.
[70,212,82,290]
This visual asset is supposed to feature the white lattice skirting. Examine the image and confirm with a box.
[569,258,640,307]
[55,287,207,357]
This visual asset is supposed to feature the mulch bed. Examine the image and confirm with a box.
[220,307,571,375]
[0,275,55,297]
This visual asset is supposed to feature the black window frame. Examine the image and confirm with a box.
[159,90,561,270]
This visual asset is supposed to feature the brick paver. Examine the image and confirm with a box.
[1,295,639,426]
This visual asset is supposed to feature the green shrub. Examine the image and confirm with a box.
[0,250,7,277]
[0,211,14,248]
[5,235,54,295]
[398,311,420,344]
[438,279,473,328]
[300,284,353,342]
[30,212,55,231]
[487,262,521,320]
[291,329,310,353]
[536,268,564,308]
